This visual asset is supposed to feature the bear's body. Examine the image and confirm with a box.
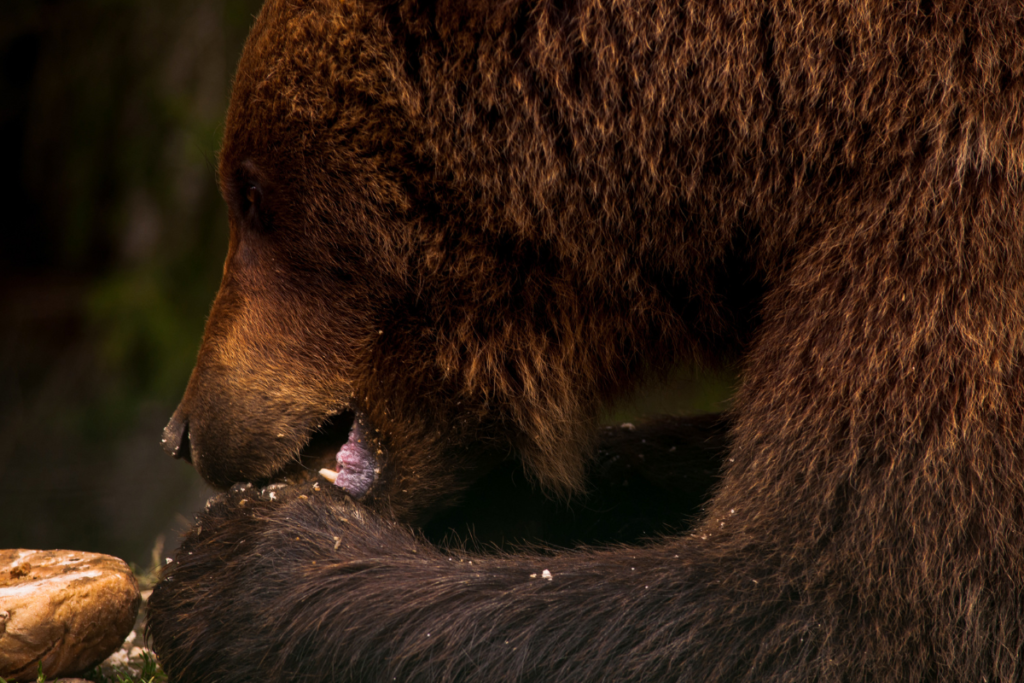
[149,0,1024,680]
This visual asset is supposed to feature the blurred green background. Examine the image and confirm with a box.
[0,0,263,566]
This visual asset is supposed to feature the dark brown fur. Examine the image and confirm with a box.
[148,0,1024,680]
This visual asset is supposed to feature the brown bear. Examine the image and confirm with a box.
[147,0,1024,681]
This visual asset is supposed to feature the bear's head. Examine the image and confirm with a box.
[160,1,664,521]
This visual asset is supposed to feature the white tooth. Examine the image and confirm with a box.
[319,468,339,484]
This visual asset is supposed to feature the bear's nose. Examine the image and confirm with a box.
[162,412,193,464]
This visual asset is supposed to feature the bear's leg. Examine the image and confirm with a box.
[148,483,791,683]
[144,396,861,682]
[708,205,1024,680]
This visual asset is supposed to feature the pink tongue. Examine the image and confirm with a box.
[332,418,377,499]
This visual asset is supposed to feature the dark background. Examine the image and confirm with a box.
[0,0,734,569]
[1,0,263,567]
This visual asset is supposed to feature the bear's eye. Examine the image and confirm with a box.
[237,180,272,232]
[242,182,263,214]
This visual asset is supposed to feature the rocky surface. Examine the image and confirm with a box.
[95,626,162,680]
[0,549,140,681]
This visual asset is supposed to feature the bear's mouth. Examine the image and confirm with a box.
[164,405,382,497]
[294,410,380,499]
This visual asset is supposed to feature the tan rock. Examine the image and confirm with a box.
[0,549,140,681]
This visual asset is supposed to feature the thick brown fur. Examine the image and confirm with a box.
[148,0,1024,680]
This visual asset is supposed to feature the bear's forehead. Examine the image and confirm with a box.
[224,5,335,150]
[221,0,404,174]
